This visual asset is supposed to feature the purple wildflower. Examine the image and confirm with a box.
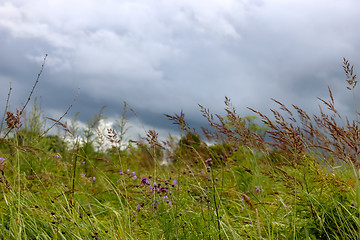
[141,177,149,185]
[119,171,123,175]
[205,158,212,163]
[82,161,85,165]
[172,180,178,186]
[158,186,167,193]
[92,177,96,181]
[0,157,4,163]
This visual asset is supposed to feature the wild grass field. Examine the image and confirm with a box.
[1,57,360,239]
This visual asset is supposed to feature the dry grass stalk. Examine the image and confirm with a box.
[46,117,73,136]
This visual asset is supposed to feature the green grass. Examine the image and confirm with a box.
[0,57,360,239]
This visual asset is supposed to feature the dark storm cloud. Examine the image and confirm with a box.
[0,0,360,139]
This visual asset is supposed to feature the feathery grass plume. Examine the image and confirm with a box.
[249,83,360,166]
[249,101,308,163]
[5,109,23,133]
[199,97,266,151]
[343,57,357,90]
[107,128,121,146]
[145,129,164,150]
[105,101,132,152]
[164,110,190,132]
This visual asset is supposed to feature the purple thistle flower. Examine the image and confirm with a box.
[141,178,149,185]
[158,186,167,193]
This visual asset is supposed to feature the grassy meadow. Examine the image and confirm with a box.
[1,58,360,239]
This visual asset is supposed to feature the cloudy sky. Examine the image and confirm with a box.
[0,0,359,140]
